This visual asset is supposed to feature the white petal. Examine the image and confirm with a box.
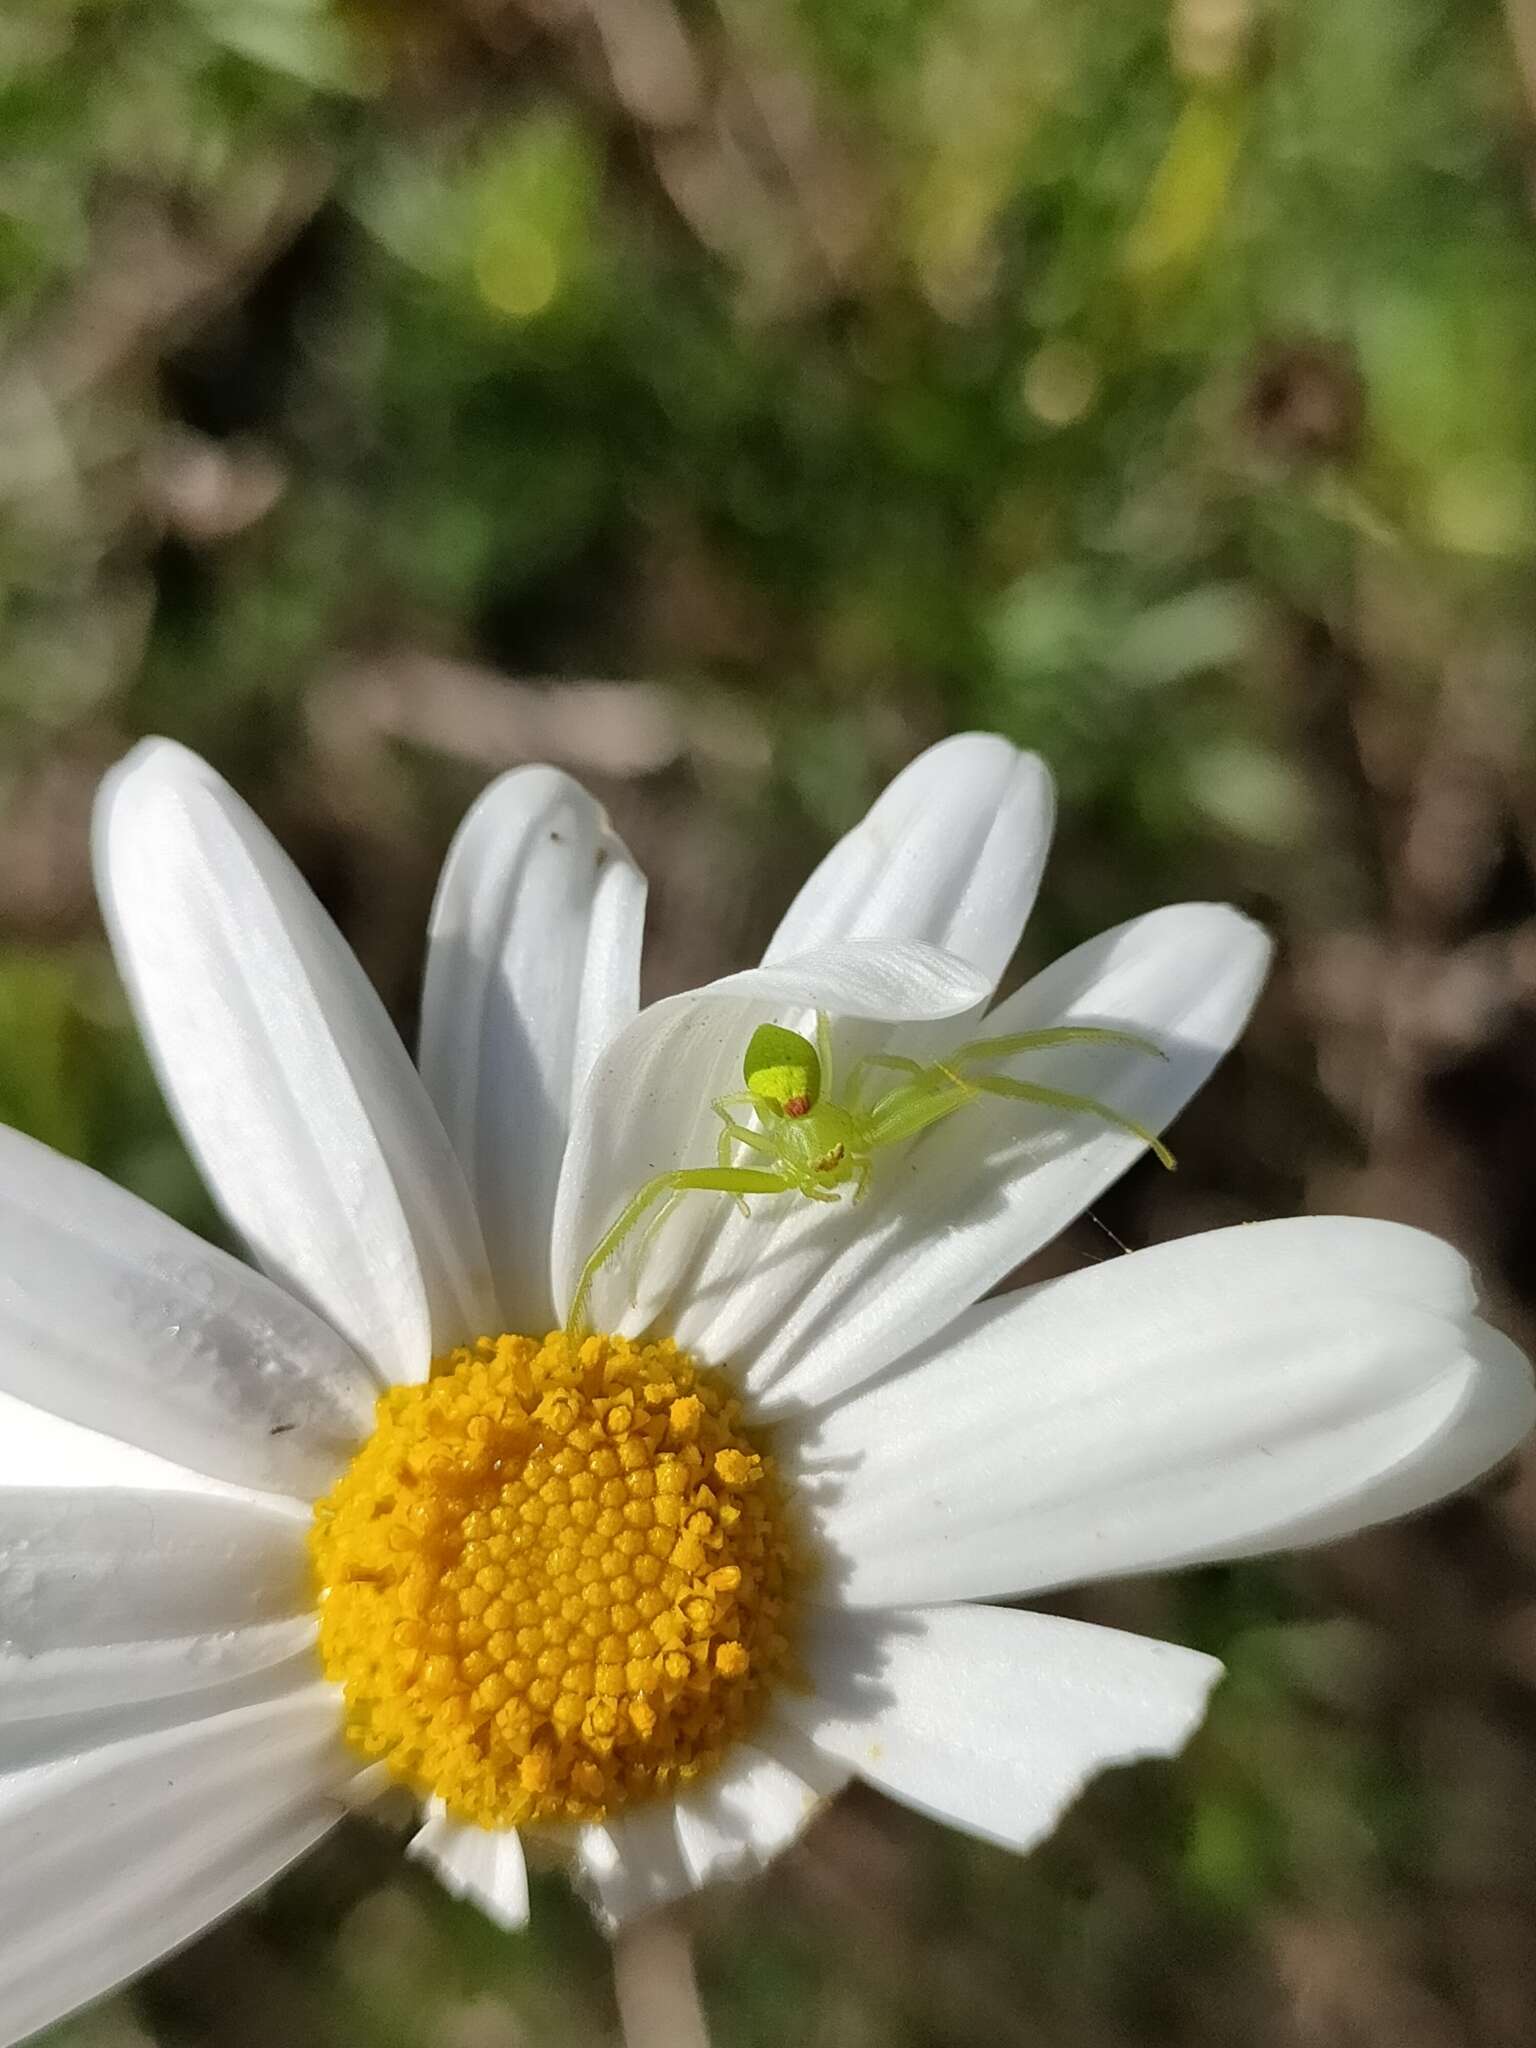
[408,1805,529,1930]
[0,1394,231,1497]
[670,1743,829,1890]
[794,1220,1536,1607]
[551,940,989,1334]
[94,740,496,1384]
[421,767,645,1334]
[780,1605,1220,1853]
[0,1123,376,1497]
[0,1682,352,2048]
[764,734,1054,989]
[0,1489,313,1724]
[574,1740,838,1926]
[575,1805,697,1928]
[686,902,1270,1411]
[0,1652,328,1781]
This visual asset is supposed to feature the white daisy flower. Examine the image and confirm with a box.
[0,732,1529,2044]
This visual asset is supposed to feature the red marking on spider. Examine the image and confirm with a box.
[783,1096,811,1118]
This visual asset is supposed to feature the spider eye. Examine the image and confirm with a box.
[744,1022,821,1111]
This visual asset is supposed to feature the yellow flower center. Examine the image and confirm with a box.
[309,1331,798,1829]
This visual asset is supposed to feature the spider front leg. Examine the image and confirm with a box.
[860,1068,979,1149]
[970,1073,1176,1168]
[567,1164,798,1343]
[844,1050,925,1117]
[946,1025,1168,1067]
[713,1095,781,1214]
[625,1190,684,1305]
[629,1106,786,1301]
[845,1050,922,1087]
[943,1024,1174,1164]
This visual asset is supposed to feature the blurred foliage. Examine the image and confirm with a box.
[4,0,1536,2044]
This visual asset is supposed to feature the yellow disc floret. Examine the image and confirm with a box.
[310,1331,798,1829]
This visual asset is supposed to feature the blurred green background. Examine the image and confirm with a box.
[6,0,1536,2043]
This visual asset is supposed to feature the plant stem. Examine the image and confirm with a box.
[611,1912,711,2048]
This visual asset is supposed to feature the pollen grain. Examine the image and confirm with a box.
[309,1331,797,1829]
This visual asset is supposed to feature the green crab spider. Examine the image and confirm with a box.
[565,1013,1173,1342]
